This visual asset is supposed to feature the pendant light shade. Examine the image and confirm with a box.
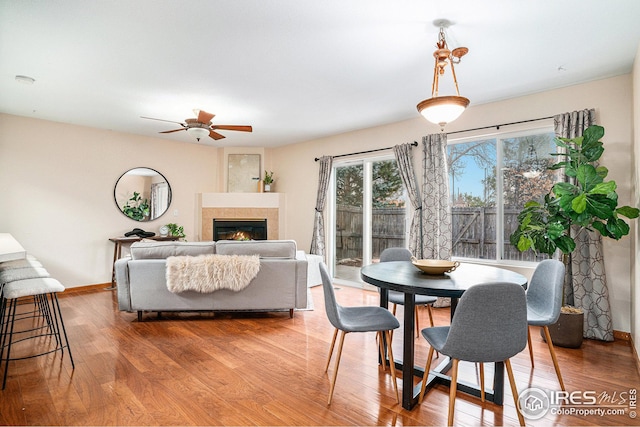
[417,21,469,130]
[417,95,470,127]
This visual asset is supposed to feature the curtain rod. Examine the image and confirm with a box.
[314,141,417,162]
[313,115,553,161]
[445,115,554,136]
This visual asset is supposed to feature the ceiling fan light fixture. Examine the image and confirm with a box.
[416,21,469,130]
[186,126,210,141]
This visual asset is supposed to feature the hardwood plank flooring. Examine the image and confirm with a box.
[1,285,638,426]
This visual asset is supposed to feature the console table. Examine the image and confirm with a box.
[108,236,179,288]
[0,233,27,263]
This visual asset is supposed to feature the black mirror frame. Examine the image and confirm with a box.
[114,167,172,222]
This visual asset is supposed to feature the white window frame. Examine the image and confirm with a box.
[447,125,555,268]
[326,153,410,280]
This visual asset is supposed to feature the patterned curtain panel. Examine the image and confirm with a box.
[421,134,452,260]
[393,143,422,258]
[310,156,333,257]
[554,109,613,341]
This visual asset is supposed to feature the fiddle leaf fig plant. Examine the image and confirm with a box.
[510,125,639,256]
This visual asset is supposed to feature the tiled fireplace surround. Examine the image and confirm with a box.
[199,193,285,241]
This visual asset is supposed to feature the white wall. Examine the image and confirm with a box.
[0,114,220,287]
[632,45,640,355]
[274,74,638,333]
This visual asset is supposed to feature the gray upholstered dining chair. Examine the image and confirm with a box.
[418,282,527,426]
[319,262,400,405]
[525,259,566,391]
[379,248,437,337]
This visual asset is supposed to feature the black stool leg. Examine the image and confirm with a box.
[2,299,18,390]
[52,293,74,368]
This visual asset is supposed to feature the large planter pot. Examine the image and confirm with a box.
[542,309,584,348]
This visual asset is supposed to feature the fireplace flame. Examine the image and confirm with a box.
[230,231,251,241]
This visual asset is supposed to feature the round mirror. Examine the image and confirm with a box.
[114,167,172,221]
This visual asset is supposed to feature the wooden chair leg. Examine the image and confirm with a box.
[418,346,435,403]
[505,359,525,426]
[385,330,399,404]
[414,306,420,338]
[479,363,485,402]
[426,304,435,327]
[324,328,338,373]
[327,330,347,405]
[392,303,397,315]
[527,326,534,367]
[542,325,565,391]
[448,359,459,426]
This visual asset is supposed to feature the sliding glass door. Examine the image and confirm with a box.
[329,156,407,283]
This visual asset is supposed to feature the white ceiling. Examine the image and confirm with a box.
[2,0,640,148]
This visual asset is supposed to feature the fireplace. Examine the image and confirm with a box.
[213,219,268,241]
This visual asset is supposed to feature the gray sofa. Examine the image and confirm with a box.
[114,240,308,321]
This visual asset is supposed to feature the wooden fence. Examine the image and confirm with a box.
[336,205,405,261]
[335,205,547,262]
[451,207,547,262]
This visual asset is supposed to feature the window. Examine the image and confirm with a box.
[447,128,557,263]
[328,156,407,282]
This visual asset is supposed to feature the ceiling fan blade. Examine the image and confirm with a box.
[197,110,215,123]
[211,125,253,132]
[159,128,187,134]
[140,116,186,126]
[209,130,226,140]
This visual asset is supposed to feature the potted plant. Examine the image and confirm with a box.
[166,223,185,239]
[122,191,150,221]
[510,125,639,346]
[263,170,274,192]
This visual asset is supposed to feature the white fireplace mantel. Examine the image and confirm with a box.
[200,192,282,208]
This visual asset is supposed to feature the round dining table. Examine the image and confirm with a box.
[360,261,528,410]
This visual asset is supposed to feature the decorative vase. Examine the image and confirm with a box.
[264,184,271,192]
[542,309,584,348]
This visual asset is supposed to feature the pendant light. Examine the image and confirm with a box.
[522,143,544,179]
[417,21,470,130]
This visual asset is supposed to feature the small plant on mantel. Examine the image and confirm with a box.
[263,170,275,192]
[263,170,274,185]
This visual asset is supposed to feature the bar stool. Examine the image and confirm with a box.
[0,255,43,272]
[0,277,74,389]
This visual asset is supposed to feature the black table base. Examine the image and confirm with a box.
[387,355,505,409]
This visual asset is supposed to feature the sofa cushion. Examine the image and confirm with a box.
[215,240,297,259]
[130,241,216,259]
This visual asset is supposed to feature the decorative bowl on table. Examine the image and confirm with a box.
[410,257,460,275]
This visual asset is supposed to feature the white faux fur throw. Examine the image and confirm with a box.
[166,254,261,294]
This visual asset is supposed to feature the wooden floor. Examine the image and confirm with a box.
[1,285,639,426]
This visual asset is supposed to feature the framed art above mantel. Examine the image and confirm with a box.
[227,154,260,193]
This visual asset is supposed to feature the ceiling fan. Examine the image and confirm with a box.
[141,109,252,141]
